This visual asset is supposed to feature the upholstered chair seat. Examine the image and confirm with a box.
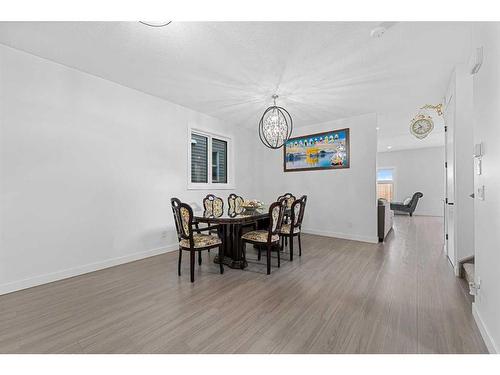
[180,233,222,249]
[241,230,279,243]
[279,223,301,235]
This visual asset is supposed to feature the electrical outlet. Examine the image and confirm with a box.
[470,277,481,296]
[477,185,485,201]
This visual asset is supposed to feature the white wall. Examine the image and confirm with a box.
[254,113,378,243]
[377,147,445,217]
[0,44,378,295]
[470,23,500,354]
[0,44,257,294]
[446,65,475,267]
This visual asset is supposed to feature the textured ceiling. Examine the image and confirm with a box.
[0,21,471,151]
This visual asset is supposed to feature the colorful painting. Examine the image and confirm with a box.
[283,128,350,172]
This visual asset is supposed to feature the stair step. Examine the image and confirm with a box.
[463,262,475,284]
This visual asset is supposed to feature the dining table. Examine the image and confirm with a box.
[193,205,272,269]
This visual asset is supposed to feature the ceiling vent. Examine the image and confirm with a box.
[469,47,484,75]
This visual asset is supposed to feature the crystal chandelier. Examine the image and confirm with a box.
[258,95,293,149]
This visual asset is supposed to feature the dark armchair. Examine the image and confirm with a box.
[390,192,423,217]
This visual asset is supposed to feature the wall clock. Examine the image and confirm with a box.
[410,113,434,139]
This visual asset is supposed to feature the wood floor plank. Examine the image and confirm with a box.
[0,216,488,353]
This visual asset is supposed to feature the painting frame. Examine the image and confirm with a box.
[283,128,350,172]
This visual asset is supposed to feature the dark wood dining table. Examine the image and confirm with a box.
[193,206,271,269]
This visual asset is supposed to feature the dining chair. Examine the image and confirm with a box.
[227,193,244,214]
[277,192,296,247]
[203,194,224,216]
[279,195,307,261]
[202,194,224,249]
[240,199,286,275]
[172,198,207,258]
[171,198,224,282]
[277,192,296,211]
[228,193,257,229]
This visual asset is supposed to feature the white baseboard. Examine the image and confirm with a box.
[472,302,498,353]
[0,243,178,296]
[394,213,443,217]
[414,214,444,217]
[301,228,378,244]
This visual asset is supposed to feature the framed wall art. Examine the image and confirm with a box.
[283,128,350,172]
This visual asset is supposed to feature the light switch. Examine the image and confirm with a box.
[474,142,483,157]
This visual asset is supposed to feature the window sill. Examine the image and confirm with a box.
[187,183,235,191]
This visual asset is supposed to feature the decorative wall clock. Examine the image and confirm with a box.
[409,103,443,140]
[410,113,434,139]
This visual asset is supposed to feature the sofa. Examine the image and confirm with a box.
[378,199,393,242]
[390,192,423,216]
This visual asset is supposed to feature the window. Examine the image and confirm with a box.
[377,168,395,202]
[212,138,227,184]
[189,129,232,189]
[191,133,208,183]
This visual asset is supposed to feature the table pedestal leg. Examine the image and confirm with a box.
[213,223,247,269]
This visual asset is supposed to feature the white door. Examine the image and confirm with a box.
[444,92,456,267]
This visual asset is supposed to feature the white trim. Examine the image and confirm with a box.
[0,243,178,296]
[302,228,379,244]
[472,302,498,354]
[187,126,235,190]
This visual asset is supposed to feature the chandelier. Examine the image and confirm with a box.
[258,95,293,149]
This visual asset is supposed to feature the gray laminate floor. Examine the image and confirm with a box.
[0,216,487,353]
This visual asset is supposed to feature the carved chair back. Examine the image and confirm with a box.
[170,198,183,241]
[290,195,308,230]
[277,192,296,209]
[203,194,224,216]
[171,200,195,247]
[228,193,244,214]
[268,199,287,242]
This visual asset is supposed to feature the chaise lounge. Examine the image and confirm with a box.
[390,192,423,217]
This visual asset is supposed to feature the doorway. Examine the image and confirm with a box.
[444,88,456,267]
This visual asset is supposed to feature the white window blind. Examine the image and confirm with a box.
[212,138,227,183]
[191,133,208,183]
[188,129,233,189]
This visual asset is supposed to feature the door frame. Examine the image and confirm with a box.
[443,80,456,270]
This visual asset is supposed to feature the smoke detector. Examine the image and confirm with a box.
[370,22,398,38]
